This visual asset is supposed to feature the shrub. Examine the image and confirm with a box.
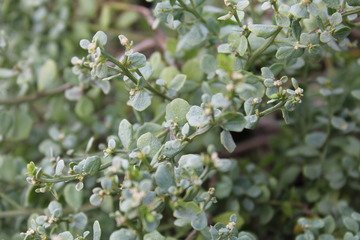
[1,0,360,239]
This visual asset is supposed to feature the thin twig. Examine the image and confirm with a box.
[0,83,72,105]
[184,229,197,240]
[102,51,172,101]
[108,2,166,50]
[0,209,42,218]
[245,27,282,70]
[219,134,274,158]
[258,101,285,117]
[132,38,158,53]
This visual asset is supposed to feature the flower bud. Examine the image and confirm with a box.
[118,35,129,46]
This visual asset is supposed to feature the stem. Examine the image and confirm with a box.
[185,229,197,240]
[342,7,360,17]
[156,129,169,139]
[0,204,97,219]
[233,10,243,28]
[0,192,23,209]
[37,162,112,183]
[245,27,282,70]
[177,0,206,24]
[165,125,213,160]
[0,83,72,105]
[102,51,171,101]
[0,209,42,218]
[177,0,217,35]
[133,109,144,124]
[136,69,171,101]
[258,101,285,117]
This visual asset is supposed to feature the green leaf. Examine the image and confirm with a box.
[303,164,322,180]
[110,229,137,240]
[118,119,133,150]
[149,52,165,78]
[64,183,82,211]
[154,163,175,192]
[213,212,244,228]
[333,26,352,41]
[8,109,33,141]
[352,89,360,100]
[70,212,87,230]
[137,132,161,157]
[177,24,208,51]
[178,154,203,171]
[0,110,13,137]
[182,58,204,82]
[290,3,308,19]
[38,59,58,91]
[276,46,295,59]
[246,185,262,198]
[48,201,63,217]
[83,156,101,175]
[117,12,139,29]
[324,216,336,233]
[275,13,290,27]
[75,97,94,118]
[238,231,257,240]
[144,231,165,240]
[292,19,302,40]
[128,52,146,70]
[200,54,217,77]
[93,221,101,240]
[99,5,111,29]
[237,35,248,56]
[220,130,236,152]
[174,201,200,222]
[305,132,327,148]
[0,68,16,78]
[186,106,210,127]
[169,74,187,91]
[320,31,332,43]
[237,0,249,10]
[343,217,359,233]
[191,211,207,230]
[351,212,360,221]
[236,74,265,100]
[323,0,340,8]
[280,165,301,186]
[215,176,233,198]
[166,98,190,125]
[329,12,342,26]
[128,90,152,111]
[259,205,275,224]
[58,232,74,240]
[217,43,232,54]
[136,122,163,137]
[347,0,360,6]
[160,66,179,82]
[248,24,279,38]
[331,116,348,131]
[221,112,246,132]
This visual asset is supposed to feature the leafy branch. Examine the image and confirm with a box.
[102,51,172,101]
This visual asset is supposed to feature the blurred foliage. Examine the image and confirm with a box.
[0,0,360,240]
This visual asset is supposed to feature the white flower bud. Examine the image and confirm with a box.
[273,80,282,87]
[224,0,232,7]
[231,72,243,80]
[226,83,235,92]
[295,87,304,95]
[118,35,129,46]
[226,221,236,230]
